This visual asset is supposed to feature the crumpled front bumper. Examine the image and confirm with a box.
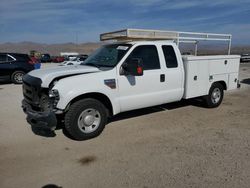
[22,100,57,131]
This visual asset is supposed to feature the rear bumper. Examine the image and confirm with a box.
[22,100,57,131]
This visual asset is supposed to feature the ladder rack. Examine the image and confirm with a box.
[100,28,232,55]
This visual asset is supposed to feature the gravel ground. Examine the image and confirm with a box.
[0,63,250,188]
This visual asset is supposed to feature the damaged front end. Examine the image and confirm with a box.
[21,74,59,131]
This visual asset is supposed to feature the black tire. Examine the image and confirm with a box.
[64,98,108,140]
[11,71,25,84]
[203,83,224,108]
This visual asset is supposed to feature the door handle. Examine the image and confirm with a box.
[160,74,165,82]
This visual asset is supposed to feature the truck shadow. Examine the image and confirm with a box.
[32,98,204,139]
[41,184,62,188]
[110,98,204,123]
[241,78,250,85]
[31,126,56,138]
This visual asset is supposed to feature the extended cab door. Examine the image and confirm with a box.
[159,44,184,103]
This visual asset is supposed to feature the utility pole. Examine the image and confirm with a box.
[75,31,78,52]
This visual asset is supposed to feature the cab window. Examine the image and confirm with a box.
[162,45,178,68]
[127,45,160,70]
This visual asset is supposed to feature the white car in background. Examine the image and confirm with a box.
[60,55,88,66]
[240,54,250,63]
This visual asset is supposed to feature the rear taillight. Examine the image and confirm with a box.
[28,57,36,65]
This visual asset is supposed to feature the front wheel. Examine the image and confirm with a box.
[64,98,108,140]
[203,83,224,108]
[11,71,25,84]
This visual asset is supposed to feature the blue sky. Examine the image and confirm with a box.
[0,0,250,44]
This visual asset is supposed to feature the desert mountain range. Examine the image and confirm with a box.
[0,42,249,56]
[0,42,103,56]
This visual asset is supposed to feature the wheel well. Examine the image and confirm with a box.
[213,81,227,90]
[12,69,26,75]
[68,93,113,116]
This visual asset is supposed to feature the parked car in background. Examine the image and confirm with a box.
[52,56,65,63]
[67,55,78,61]
[30,55,41,70]
[40,54,52,63]
[240,54,250,63]
[79,54,88,61]
[60,55,88,66]
[60,52,79,57]
[60,57,83,66]
[0,53,34,84]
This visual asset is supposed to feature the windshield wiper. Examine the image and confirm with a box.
[84,63,114,68]
[84,63,100,68]
[98,64,114,67]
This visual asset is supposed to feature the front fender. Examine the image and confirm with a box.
[53,70,121,115]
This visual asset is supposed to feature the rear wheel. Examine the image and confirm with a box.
[64,98,108,140]
[11,71,25,84]
[204,83,224,108]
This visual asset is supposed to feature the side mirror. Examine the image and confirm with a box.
[121,58,143,76]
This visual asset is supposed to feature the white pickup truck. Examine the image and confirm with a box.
[22,29,240,140]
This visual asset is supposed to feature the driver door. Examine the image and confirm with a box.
[117,45,165,112]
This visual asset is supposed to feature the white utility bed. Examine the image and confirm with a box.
[182,55,240,99]
[100,28,240,100]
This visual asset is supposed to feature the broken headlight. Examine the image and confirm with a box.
[49,89,60,108]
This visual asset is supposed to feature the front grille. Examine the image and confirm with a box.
[23,81,33,103]
[23,80,40,105]
[22,74,42,107]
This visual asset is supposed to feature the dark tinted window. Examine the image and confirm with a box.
[42,54,50,57]
[0,54,7,62]
[79,57,87,61]
[162,46,178,68]
[13,54,30,61]
[127,45,160,70]
[7,56,15,62]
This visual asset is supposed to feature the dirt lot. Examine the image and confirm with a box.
[0,63,250,188]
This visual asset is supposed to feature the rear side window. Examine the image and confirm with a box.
[0,54,7,62]
[13,54,30,61]
[127,45,160,70]
[162,46,178,68]
[7,55,15,62]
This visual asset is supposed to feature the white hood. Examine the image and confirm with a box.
[28,65,100,87]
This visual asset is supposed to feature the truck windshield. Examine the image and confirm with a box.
[82,44,132,68]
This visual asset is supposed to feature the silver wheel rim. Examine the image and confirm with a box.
[14,72,24,83]
[77,108,101,133]
[211,88,221,104]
